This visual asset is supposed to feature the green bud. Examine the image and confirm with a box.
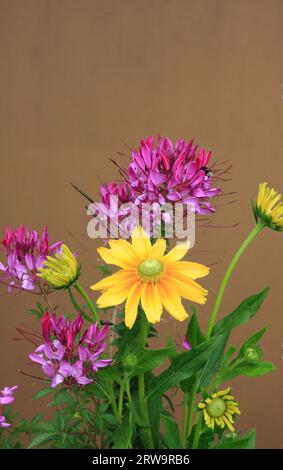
[243,344,262,363]
[123,353,138,371]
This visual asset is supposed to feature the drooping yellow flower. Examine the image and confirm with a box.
[254,182,283,231]
[38,244,79,289]
[90,226,209,329]
[198,387,241,432]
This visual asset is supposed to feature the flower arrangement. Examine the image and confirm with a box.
[0,135,281,449]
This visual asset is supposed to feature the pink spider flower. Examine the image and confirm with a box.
[29,312,112,388]
[127,136,221,214]
[0,384,18,428]
[0,225,62,291]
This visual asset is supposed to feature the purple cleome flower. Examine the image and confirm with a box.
[0,385,18,428]
[92,136,222,236]
[0,225,62,291]
[29,312,112,388]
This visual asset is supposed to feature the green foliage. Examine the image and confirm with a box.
[212,287,270,336]
[215,429,256,449]
[147,335,224,399]
[161,414,182,449]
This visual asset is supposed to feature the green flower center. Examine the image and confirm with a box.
[137,259,164,282]
[206,398,226,418]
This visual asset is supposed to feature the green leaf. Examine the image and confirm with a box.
[216,429,256,449]
[130,349,168,377]
[212,287,270,336]
[223,361,275,381]
[112,415,133,449]
[166,335,178,362]
[187,313,205,347]
[147,335,223,399]
[28,433,57,449]
[32,387,54,400]
[161,414,182,449]
[198,333,229,389]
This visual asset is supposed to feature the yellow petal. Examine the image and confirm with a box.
[165,273,208,304]
[90,270,136,291]
[96,283,130,308]
[141,283,163,324]
[162,242,190,264]
[108,239,140,265]
[216,387,231,397]
[151,238,167,259]
[131,226,152,260]
[167,261,209,280]
[97,246,135,270]
[222,415,235,432]
[158,280,188,321]
[125,281,143,329]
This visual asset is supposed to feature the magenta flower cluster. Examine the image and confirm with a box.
[0,226,62,291]
[29,312,111,388]
[97,136,221,230]
[0,385,18,428]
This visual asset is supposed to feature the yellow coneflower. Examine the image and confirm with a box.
[198,387,241,432]
[38,244,79,289]
[254,182,283,231]
[91,226,209,329]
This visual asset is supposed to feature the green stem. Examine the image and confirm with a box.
[73,281,100,324]
[118,376,126,421]
[108,383,120,423]
[138,311,154,449]
[188,221,265,448]
[187,380,198,439]
[182,391,189,448]
[192,416,202,449]
[206,221,265,339]
[68,287,93,322]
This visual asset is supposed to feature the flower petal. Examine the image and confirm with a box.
[151,238,167,259]
[125,281,142,329]
[162,242,190,265]
[158,280,188,321]
[165,272,207,304]
[166,261,209,280]
[141,283,163,324]
[90,269,137,291]
[131,226,151,260]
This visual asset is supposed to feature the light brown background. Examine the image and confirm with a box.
[0,0,282,448]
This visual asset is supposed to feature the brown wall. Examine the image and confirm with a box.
[0,0,282,448]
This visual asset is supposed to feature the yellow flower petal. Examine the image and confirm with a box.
[151,238,167,259]
[131,226,151,260]
[222,415,235,432]
[158,280,188,321]
[97,247,136,270]
[167,261,210,279]
[125,281,143,329]
[96,284,130,308]
[162,242,190,264]
[165,273,208,304]
[216,387,231,397]
[90,270,136,291]
[141,283,163,324]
